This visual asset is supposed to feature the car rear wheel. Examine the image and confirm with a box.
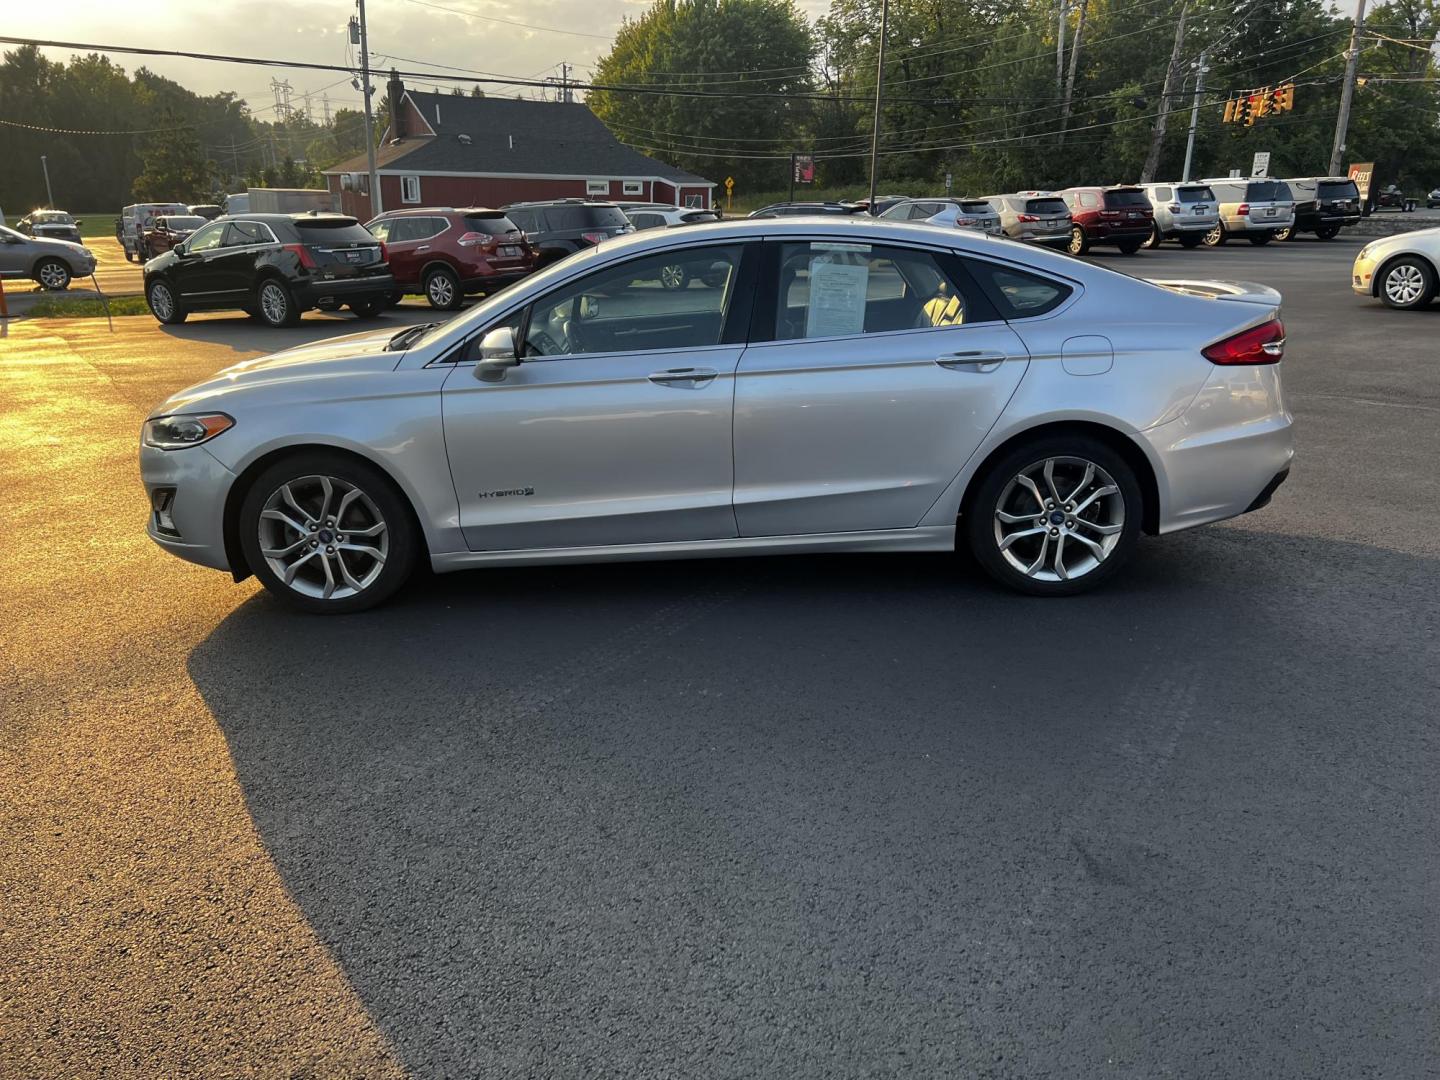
[424,266,462,310]
[1144,224,1163,249]
[1273,225,1294,241]
[1203,223,1226,247]
[1067,226,1090,256]
[1178,232,1204,248]
[1378,257,1437,310]
[256,279,301,327]
[1248,233,1273,246]
[239,454,418,614]
[966,436,1142,596]
[146,280,187,324]
[349,299,385,319]
[1316,225,1341,240]
[35,258,72,290]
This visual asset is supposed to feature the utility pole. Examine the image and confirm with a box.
[789,152,797,203]
[867,0,890,215]
[559,62,572,103]
[1059,1,1086,143]
[1140,1,1187,183]
[1329,0,1368,176]
[1056,0,1068,95]
[357,0,382,214]
[1181,50,1209,181]
[40,155,54,205]
[229,136,240,188]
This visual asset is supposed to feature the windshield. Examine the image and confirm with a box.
[35,212,75,224]
[1025,198,1069,215]
[1177,185,1216,202]
[1103,189,1150,208]
[163,216,207,229]
[463,213,521,235]
[1318,180,1360,200]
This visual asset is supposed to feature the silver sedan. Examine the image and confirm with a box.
[0,225,97,290]
[140,217,1294,612]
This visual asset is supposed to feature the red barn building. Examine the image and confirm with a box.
[324,76,715,220]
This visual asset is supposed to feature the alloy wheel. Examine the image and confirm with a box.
[992,456,1124,583]
[149,283,175,320]
[427,273,455,307]
[1068,227,1087,255]
[257,474,389,600]
[38,261,70,289]
[1204,223,1225,246]
[1384,264,1426,306]
[260,282,289,324]
[659,264,688,290]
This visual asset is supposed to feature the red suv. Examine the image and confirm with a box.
[1058,186,1154,255]
[365,207,538,310]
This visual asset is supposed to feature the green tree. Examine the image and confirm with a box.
[132,113,215,201]
[589,0,817,189]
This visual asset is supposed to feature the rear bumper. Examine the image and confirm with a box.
[294,273,396,307]
[139,442,236,572]
[1169,219,1218,233]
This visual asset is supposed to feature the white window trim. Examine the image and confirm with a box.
[586,179,612,196]
[401,175,422,204]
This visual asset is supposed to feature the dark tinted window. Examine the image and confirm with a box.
[681,211,718,224]
[1026,198,1069,215]
[294,219,376,244]
[1177,185,1215,202]
[163,216,207,230]
[387,218,425,242]
[225,220,271,245]
[959,201,992,214]
[1245,181,1287,201]
[1104,189,1150,208]
[506,208,538,232]
[551,205,629,230]
[969,261,1072,319]
[630,213,665,230]
[464,213,519,235]
[1318,180,1360,200]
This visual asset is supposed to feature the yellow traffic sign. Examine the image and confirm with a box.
[724,176,735,191]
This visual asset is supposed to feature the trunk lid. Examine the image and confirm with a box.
[1146,278,1282,306]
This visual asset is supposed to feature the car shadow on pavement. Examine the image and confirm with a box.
[186,527,1435,1078]
[153,309,438,352]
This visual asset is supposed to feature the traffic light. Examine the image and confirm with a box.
[1271,83,1295,113]
[1236,94,1255,126]
[1254,89,1273,120]
[1224,98,1238,123]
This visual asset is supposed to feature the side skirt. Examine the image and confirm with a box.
[429,526,957,573]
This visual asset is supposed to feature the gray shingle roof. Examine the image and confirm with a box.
[330,92,711,186]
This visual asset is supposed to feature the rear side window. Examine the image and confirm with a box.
[464,213,519,235]
[1104,189,1150,208]
[294,219,376,244]
[682,211,718,224]
[1026,198,1069,216]
[968,261,1073,319]
[1177,185,1215,202]
[506,208,537,232]
[1153,186,1173,201]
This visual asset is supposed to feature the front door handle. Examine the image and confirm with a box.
[648,367,719,388]
[936,351,1007,373]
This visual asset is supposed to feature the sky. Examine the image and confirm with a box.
[13,0,832,118]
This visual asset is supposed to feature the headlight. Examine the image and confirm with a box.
[80,247,93,258]
[143,413,234,450]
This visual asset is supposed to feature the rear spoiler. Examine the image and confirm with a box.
[1145,279,1282,306]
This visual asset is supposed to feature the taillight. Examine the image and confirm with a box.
[283,243,317,269]
[1016,213,1039,223]
[1168,202,1182,212]
[456,231,494,248]
[1203,319,1285,365]
[1100,209,1120,218]
[378,241,388,262]
[1237,203,1251,215]
[954,217,977,226]
[580,231,607,245]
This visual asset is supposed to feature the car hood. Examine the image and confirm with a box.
[154,327,403,413]
[1362,226,1440,253]
[27,235,89,254]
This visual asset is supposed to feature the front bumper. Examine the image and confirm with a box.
[1352,250,1380,295]
[140,442,236,572]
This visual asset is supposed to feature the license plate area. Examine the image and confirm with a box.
[499,245,520,257]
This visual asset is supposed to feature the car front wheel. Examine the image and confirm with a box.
[1067,226,1090,256]
[966,436,1142,596]
[35,258,72,290]
[1203,223,1226,247]
[1273,225,1294,241]
[1248,233,1273,246]
[349,298,385,318]
[1316,225,1341,240]
[238,454,418,614]
[1144,224,1163,249]
[1378,257,1437,310]
[1117,238,1144,255]
[256,279,301,327]
[1178,232,1204,248]
[146,280,187,324]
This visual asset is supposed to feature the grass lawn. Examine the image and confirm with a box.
[74,213,120,240]
[24,294,150,318]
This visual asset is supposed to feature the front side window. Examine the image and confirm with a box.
[187,222,228,252]
[771,241,984,341]
[878,202,910,220]
[520,244,743,359]
[401,175,421,203]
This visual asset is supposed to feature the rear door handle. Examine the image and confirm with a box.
[649,367,719,388]
[936,351,1007,373]
[416,245,430,252]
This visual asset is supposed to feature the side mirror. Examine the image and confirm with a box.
[474,325,519,382]
[75,219,84,227]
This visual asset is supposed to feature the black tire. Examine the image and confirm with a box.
[1067,225,1090,256]
[1117,239,1144,255]
[1316,225,1341,240]
[1177,232,1204,249]
[124,250,134,263]
[238,451,418,614]
[255,278,301,327]
[1273,225,1294,242]
[1202,223,1226,247]
[424,266,462,310]
[35,258,72,291]
[1376,256,1437,310]
[349,298,385,318]
[965,435,1143,597]
[1143,224,1163,249]
[385,290,405,308]
[1248,233,1273,246]
[146,279,188,324]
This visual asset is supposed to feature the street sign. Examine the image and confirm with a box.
[1229,168,1242,178]
[724,176,734,193]
[1252,151,1271,177]
[793,155,814,184]
[944,172,953,195]
[1347,162,1374,204]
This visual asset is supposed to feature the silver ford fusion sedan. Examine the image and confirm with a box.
[140,217,1293,612]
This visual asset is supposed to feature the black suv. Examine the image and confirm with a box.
[500,200,633,266]
[142,213,394,328]
[1276,177,1362,240]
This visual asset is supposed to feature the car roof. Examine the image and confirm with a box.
[374,206,506,216]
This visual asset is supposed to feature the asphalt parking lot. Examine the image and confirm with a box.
[2,235,1435,1078]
